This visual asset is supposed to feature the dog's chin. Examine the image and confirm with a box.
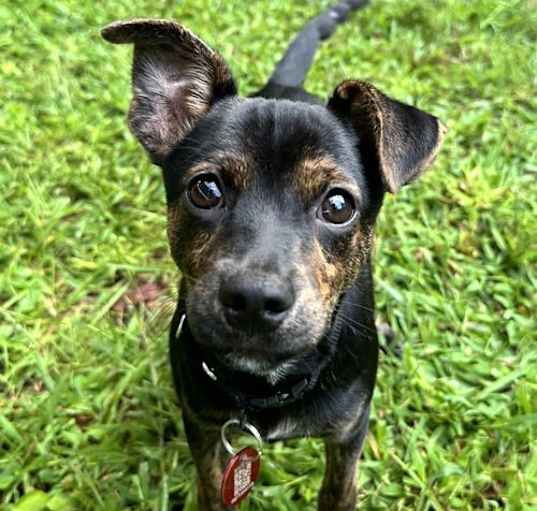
[219,350,303,385]
[190,325,322,385]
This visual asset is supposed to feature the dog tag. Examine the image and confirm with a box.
[220,419,263,507]
[221,446,261,506]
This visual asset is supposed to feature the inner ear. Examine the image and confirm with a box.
[102,19,237,165]
[327,80,446,193]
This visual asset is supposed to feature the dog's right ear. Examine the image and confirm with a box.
[102,19,237,165]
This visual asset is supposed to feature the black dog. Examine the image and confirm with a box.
[102,1,445,509]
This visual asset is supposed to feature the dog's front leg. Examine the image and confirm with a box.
[318,410,370,511]
[183,414,229,511]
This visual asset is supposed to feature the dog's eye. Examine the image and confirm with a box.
[188,174,224,209]
[319,189,356,224]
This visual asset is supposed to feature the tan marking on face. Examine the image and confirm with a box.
[167,200,217,279]
[351,226,373,263]
[306,224,375,312]
[166,202,182,256]
[311,240,343,306]
[186,231,214,277]
[292,152,355,205]
[338,226,374,287]
[184,151,251,191]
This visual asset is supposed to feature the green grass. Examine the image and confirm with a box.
[1,0,536,509]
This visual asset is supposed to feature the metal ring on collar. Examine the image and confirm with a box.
[221,418,263,457]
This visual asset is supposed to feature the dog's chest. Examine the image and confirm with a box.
[260,388,368,443]
[265,415,304,442]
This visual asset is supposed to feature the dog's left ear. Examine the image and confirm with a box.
[328,80,446,193]
[102,19,237,165]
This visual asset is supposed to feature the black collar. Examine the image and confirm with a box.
[170,292,350,412]
[201,356,315,410]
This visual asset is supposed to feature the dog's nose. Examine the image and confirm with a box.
[219,275,294,331]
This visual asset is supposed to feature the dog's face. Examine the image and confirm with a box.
[102,20,445,378]
[165,97,374,375]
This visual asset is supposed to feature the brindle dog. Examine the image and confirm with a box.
[102,1,445,509]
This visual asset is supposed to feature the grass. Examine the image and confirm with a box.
[1,0,536,509]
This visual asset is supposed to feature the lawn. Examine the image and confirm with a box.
[1,0,536,509]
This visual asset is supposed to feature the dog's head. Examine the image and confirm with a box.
[102,20,445,378]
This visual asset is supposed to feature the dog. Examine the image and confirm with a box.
[102,1,445,509]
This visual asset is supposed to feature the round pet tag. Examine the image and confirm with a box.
[220,419,263,507]
[221,446,261,506]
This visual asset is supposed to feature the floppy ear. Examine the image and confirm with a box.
[102,19,237,165]
[327,80,446,193]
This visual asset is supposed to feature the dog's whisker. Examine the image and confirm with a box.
[338,300,375,314]
[337,313,377,335]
